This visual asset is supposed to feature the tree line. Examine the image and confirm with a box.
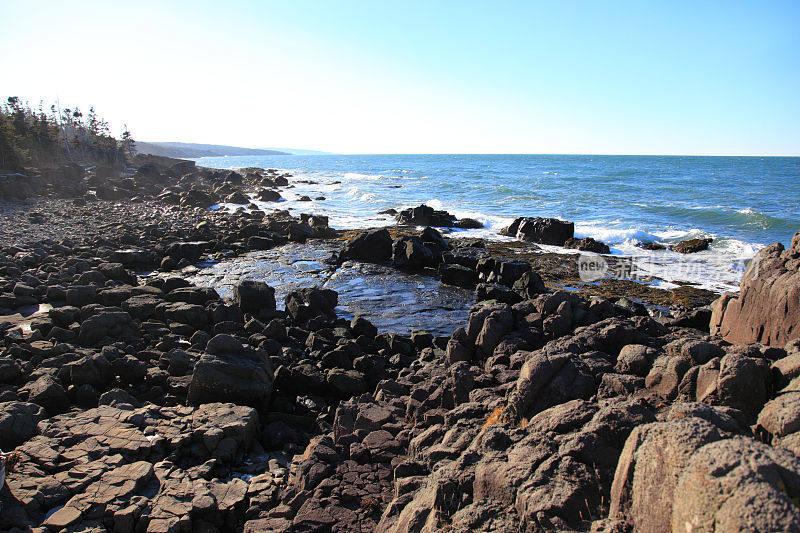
[0,96,136,171]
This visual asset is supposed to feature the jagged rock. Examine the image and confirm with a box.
[393,237,435,270]
[673,237,712,254]
[233,280,276,314]
[757,376,800,453]
[564,237,611,254]
[396,204,456,227]
[615,344,659,377]
[341,229,393,263]
[502,217,574,245]
[187,334,274,407]
[26,375,69,413]
[710,232,800,346]
[257,188,282,202]
[439,263,476,288]
[285,287,338,325]
[326,369,368,397]
[78,310,137,346]
[0,401,45,448]
[512,271,547,298]
[693,353,770,420]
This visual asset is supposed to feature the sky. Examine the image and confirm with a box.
[1,1,799,155]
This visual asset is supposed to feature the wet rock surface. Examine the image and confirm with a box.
[0,158,798,532]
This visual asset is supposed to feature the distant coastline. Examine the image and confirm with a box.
[136,141,331,159]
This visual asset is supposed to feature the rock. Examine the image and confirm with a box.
[0,401,45,448]
[564,237,611,254]
[65,353,115,389]
[439,263,477,287]
[257,189,282,202]
[233,280,276,314]
[757,376,800,445]
[502,217,574,245]
[66,285,97,307]
[285,287,338,325]
[673,237,712,254]
[78,310,136,346]
[187,335,274,407]
[393,237,435,270]
[0,357,21,383]
[616,344,658,377]
[27,375,69,413]
[608,418,724,532]
[227,191,250,204]
[165,240,210,261]
[645,355,692,401]
[396,204,456,227]
[475,283,521,305]
[166,286,219,304]
[327,369,368,397]
[672,437,800,532]
[710,233,800,346]
[637,241,666,251]
[512,271,547,298]
[453,217,483,229]
[341,229,393,263]
[694,353,770,420]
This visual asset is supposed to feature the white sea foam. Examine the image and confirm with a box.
[210,164,767,294]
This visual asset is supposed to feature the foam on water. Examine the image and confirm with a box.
[194,154,800,293]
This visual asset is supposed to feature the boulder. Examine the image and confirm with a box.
[608,417,724,532]
[396,204,456,227]
[512,271,547,298]
[564,237,610,254]
[341,229,393,263]
[439,263,477,287]
[710,232,800,346]
[27,375,69,413]
[673,237,712,254]
[502,217,574,245]
[393,237,435,270]
[285,287,338,325]
[0,401,45,449]
[257,188,282,202]
[233,280,276,314]
[187,334,274,407]
[672,437,800,532]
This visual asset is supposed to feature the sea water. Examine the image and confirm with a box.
[195,154,800,293]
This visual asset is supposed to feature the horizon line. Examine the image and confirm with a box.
[191,151,800,158]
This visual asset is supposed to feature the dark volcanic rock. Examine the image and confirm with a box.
[502,216,574,245]
[341,229,393,263]
[673,237,713,254]
[285,287,338,325]
[393,237,435,271]
[564,237,611,254]
[187,334,274,407]
[233,280,276,314]
[396,204,456,227]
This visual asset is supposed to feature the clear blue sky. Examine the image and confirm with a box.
[1,0,798,154]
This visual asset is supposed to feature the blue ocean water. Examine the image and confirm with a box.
[195,154,800,292]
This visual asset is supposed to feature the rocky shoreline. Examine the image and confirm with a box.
[0,158,799,532]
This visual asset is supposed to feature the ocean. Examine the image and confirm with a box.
[194,154,800,293]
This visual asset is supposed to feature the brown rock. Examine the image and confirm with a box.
[710,232,800,346]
